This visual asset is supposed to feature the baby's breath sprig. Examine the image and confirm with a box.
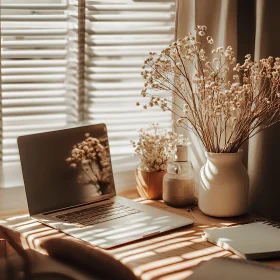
[131,123,190,172]
[138,25,280,153]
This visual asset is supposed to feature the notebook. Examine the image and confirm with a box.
[203,221,280,260]
[188,257,280,280]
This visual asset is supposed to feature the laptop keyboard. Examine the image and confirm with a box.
[55,201,141,226]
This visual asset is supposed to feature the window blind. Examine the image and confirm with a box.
[84,0,175,169]
[0,0,78,163]
[0,0,175,170]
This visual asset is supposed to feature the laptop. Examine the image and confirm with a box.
[18,124,193,249]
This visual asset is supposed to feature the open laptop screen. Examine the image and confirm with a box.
[18,124,116,215]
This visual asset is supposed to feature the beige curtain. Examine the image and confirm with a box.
[176,0,280,221]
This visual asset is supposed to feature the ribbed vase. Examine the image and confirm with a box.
[199,150,249,217]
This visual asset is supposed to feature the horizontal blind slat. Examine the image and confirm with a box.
[86,4,175,11]
[86,13,175,21]
[1,4,68,9]
[86,59,143,67]
[87,73,140,80]
[2,90,66,98]
[2,74,66,82]
[86,25,174,34]
[1,15,69,21]
[2,67,67,74]
[2,83,68,90]
[1,29,68,36]
[87,67,141,73]
[2,105,74,115]
[4,122,68,132]
[3,114,75,123]
[1,59,68,67]
[3,97,68,106]
[2,22,69,28]
[2,50,67,58]
[87,38,173,46]
[2,40,67,48]
[86,81,143,90]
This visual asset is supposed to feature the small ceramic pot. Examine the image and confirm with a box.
[199,149,249,217]
[135,167,166,200]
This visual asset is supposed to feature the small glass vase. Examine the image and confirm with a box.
[163,161,195,207]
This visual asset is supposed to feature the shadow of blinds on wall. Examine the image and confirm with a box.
[83,0,175,172]
[0,0,78,163]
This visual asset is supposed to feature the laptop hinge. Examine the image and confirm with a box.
[42,198,111,215]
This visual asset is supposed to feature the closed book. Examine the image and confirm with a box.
[203,221,280,260]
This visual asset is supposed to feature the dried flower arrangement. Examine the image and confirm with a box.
[138,26,280,153]
[131,123,189,172]
[66,133,112,194]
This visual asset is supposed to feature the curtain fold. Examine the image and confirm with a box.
[248,0,280,222]
[175,0,237,195]
[176,0,280,221]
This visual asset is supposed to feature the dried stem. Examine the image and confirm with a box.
[138,26,280,153]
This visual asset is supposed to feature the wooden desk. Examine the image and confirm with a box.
[0,190,279,280]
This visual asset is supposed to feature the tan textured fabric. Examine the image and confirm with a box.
[176,0,237,49]
[248,0,280,222]
[175,0,280,221]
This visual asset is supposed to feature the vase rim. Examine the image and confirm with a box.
[205,148,243,155]
[205,149,243,158]
[136,166,166,172]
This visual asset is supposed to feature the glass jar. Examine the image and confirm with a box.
[163,160,195,207]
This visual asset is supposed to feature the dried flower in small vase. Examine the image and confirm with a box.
[131,123,189,172]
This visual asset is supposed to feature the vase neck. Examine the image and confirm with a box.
[205,150,243,165]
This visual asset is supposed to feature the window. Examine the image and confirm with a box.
[84,0,175,174]
[1,0,78,165]
[0,0,176,192]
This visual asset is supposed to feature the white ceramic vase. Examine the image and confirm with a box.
[199,150,249,217]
